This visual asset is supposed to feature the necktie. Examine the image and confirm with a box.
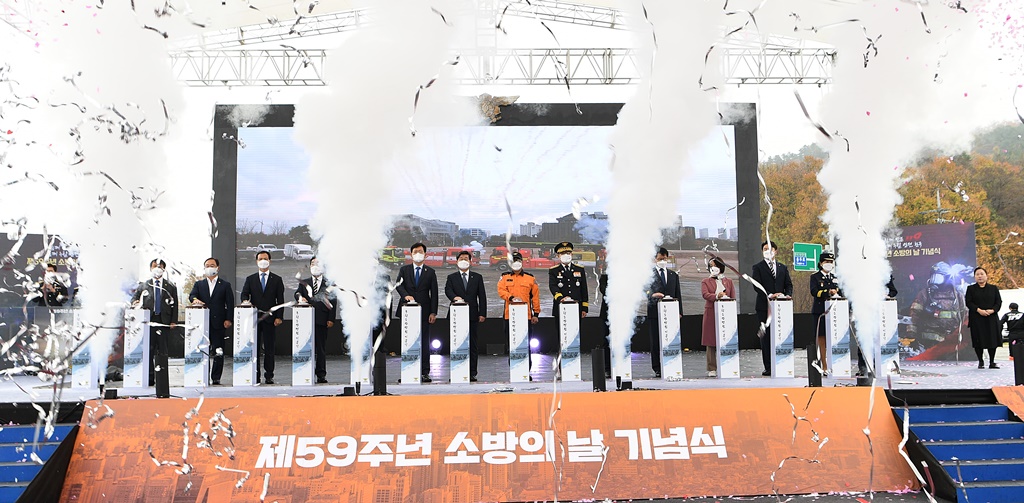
[660,268,667,285]
[462,272,468,290]
[769,261,776,278]
[313,278,320,296]
[415,266,421,286]
[260,272,267,292]
[153,280,162,315]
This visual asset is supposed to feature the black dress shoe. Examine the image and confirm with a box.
[979,362,986,369]
[265,378,275,385]
[761,370,771,376]
[212,380,221,385]
[470,375,478,382]
[990,363,1000,369]
[421,375,432,383]
[654,371,661,378]
[316,377,328,384]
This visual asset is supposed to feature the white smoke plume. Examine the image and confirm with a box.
[811,3,1004,366]
[604,0,725,380]
[293,0,477,384]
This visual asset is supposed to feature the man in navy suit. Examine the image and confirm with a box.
[131,258,178,391]
[294,256,335,383]
[647,247,683,378]
[751,240,794,376]
[241,251,285,384]
[396,242,438,382]
[444,250,487,382]
[188,257,235,385]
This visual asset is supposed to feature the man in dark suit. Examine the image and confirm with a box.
[188,257,234,385]
[241,251,285,384]
[647,247,683,377]
[294,256,335,383]
[131,258,178,390]
[444,250,487,382]
[751,240,794,376]
[395,242,438,382]
[35,264,69,307]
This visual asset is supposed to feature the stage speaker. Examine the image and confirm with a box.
[591,348,607,392]
[103,389,118,400]
[372,350,387,396]
[342,386,356,396]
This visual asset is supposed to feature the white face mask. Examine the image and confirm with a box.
[151,268,164,279]
[412,252,425,263]
[510,261,523,271]
[560,253,573,265]
[763,250,775,260]
[457,260,470,270]
[204,267,218,278]
[821,262,835,273]
[709,267,721,276]
[656,260,669,269]
[310,265,323,277]
[257,259,270,270]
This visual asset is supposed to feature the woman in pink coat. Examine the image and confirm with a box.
[701,257,736,377]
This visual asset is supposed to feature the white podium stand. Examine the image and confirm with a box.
[877,299,900,376]
[184,307,210,387]
[825,299,851,378]
[70,309,97,390]
[658,299,683,380]
[450,303,470,384]
[401,304,423,384]
[715,300,740,378]
[292,305,315,386]
[509,302,530,383]
[769,299,795,378]
[559,301,582,381]
[233,306,257,386]
[122,308,150,389]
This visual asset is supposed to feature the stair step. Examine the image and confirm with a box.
[0,485,26,503]
[894,404,1011,423]
[942,459,1024,482]
[959,480,1024,503]
[0,444,59,463]
[924,439,1024,461]
[911,421,1024,441]
[0,463,42,484]
[0,425,73,444]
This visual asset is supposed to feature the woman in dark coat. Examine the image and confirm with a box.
[965,266,1002,369]
[701,257,735,377]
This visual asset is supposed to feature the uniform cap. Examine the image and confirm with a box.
[555,241,574,254]
[511,252,523,262]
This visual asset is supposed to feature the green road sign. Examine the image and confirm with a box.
[792,242,823,272]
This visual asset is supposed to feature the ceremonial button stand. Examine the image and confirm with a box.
[559,301,582,381]
[449,302,470,384]
[233,305,257,386]
[825,299,851,378]
[715,299,740,379]
[509,301,530,383]
[401,303,423,384]
[122,308,151,390]
[769,299,795,378]
[659,298,683,380]
[877,299,900,376]
[292,304,314,386]
[184,306,210,388]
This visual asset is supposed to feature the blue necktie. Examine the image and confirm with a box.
[415,266,421,287]
[154,280,162,315]
[261,272,267,292]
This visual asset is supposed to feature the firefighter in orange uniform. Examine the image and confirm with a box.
[498,252,540,371]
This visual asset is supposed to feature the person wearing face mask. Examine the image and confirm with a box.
[809,251,842,375]
[646,247,683,378]
[1000,303,1024,385]
[131,258,178,389]
[549,241,589,324]
[701,257,735,378]
[444,250,487,381]
[295,256,337,383]
[34,263,69,307]
[188,257,235,385]
[751,240,793,376]
[498,252,541,372]
[395,243,439,382]
[241,251,286,384]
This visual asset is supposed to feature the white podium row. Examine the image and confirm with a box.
[68,300,902,390]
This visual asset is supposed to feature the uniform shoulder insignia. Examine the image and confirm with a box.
[523,272,534,277]
[500,271,511,276]
[549,265,560,269]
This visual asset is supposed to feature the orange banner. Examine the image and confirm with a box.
[994,386,1024,420]
[60,387,916,502]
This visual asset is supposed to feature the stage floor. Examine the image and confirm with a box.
[6,347,1016,402]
